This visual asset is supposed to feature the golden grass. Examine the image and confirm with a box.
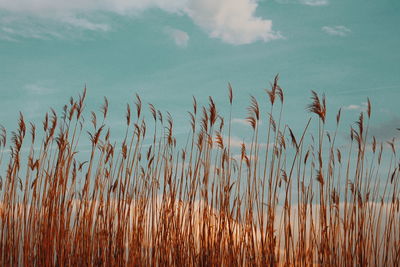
[0,76,399,266]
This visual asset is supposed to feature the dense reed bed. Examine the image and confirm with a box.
[0,76,399,266]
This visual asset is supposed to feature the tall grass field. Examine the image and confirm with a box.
[1,76,399,266]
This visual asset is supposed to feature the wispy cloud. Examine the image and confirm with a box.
[24,84,54,95]
[231,118,248,126]
[343,102,368,112]
[164,27,189,47]
[232,118,263,126]
[299,0,329,6]
[0,14,109,41]
[0,0,281,45]
[343,101,370,112]
[322,25,351,37]
[59,16,109,32]
[224,136,271,149]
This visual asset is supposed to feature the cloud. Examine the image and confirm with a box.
[184,0,281,45]
[0,0,187,15]
[322,25,351,37]
[232,117,263,126]
[343,102,367,111]
[164,27,189,47]
[226,136,247,148]
[299,0,329,6]
[0,0,280,45]
[24,84,54,95]
[231,118,248,126]
[0,13,109,41]
[59,15,109,32]
[224,135,271,149]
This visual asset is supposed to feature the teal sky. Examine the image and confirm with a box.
[0,0,399,147]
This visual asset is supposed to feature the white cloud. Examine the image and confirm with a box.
[322,25,351,37]
[226,136,247,148]
[231,118,248,126]
[299,0,329,6]
[224,135,271,149]
[232,117,263,126]
[344,104,362,111]
[0,0,280,45]
[164,27,189,47]
[0,14,108,41]
[24,84,54,95]
[60,16,110,32]
[184,0,281,45]
[0,0,188,15]
[343,102,367,111]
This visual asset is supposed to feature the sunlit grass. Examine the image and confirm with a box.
[0,75,399,266]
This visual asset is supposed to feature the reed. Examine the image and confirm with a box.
[0,76,399,266]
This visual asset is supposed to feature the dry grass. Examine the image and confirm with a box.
[0,76,399,266]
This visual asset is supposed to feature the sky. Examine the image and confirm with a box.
[0,0,399,149]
